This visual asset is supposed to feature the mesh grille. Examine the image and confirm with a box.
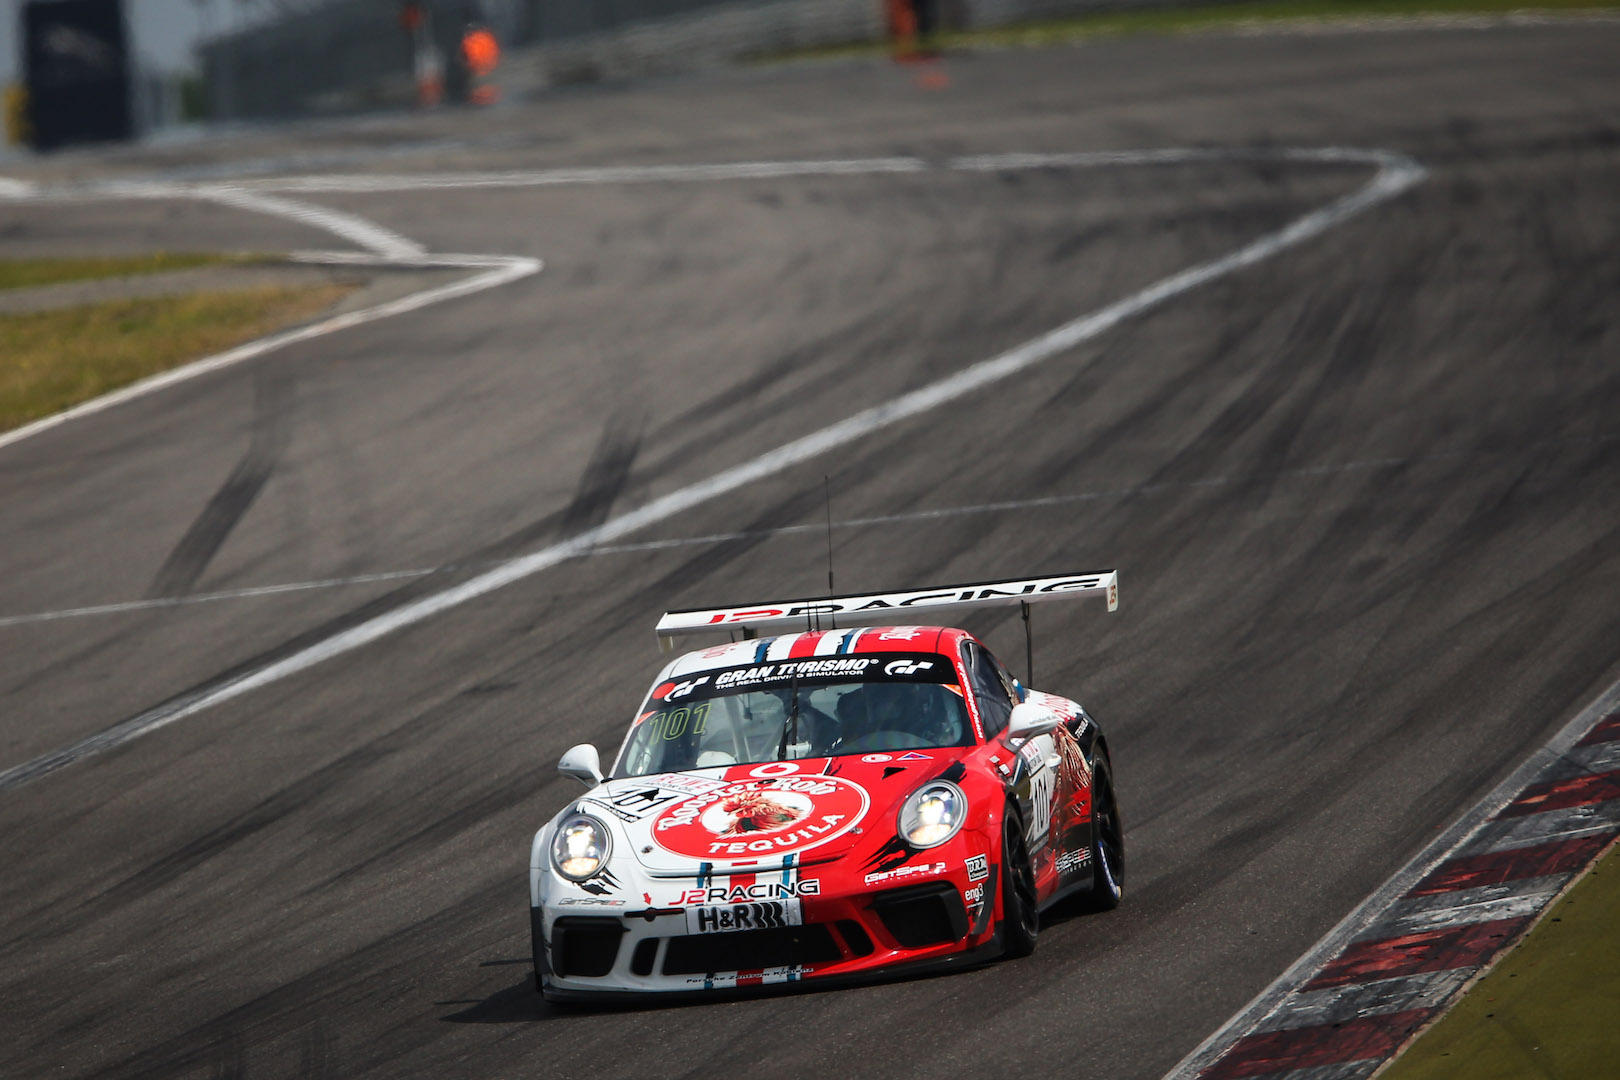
[662,925,842,975]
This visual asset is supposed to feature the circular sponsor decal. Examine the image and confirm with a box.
[861,753,892,763]
[651,775,870,860]
[749,761,800,778]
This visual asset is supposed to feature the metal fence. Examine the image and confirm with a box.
[201,1,416,120]
[515,0,774,42]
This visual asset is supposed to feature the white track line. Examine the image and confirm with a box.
[1159,672,1620,1080]
[5,148,1405,201]
[103,147,1397,196]
[0,247,539,455]
[199,184,425,259]
[0,448,1462,631]
[0,147,1423,791]
[0,181,529,456]
[0,149,1405,457]
[233,157,931,193]
[0,570,439,629]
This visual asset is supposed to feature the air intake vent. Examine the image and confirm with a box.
[630,937,659,976]
[662,925,842,976]
[836,919,875,958]
[871,883,969,948]
[551,917,625,978]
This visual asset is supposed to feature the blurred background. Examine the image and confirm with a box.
[4,0,1617,1076]
[0,0,1081,146]
[8,0,1203,150]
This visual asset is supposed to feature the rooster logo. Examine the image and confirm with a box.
[711,789,810,836]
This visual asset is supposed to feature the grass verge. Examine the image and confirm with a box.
[1380,837,1620,1079]
[0,253,253,292]
[0,286,352,434]
[754,0,1619,62]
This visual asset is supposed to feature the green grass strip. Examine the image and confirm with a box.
[1381,837,1620,1079]
[0,286,351,433]
[0,253,250,292]
[754,0,1618,61]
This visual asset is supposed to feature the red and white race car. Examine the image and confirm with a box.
[529,573,1124,1000]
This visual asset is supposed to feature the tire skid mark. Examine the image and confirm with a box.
[149,369,296,599]
[0,147,1425,793]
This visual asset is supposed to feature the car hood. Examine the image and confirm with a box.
[578,754,958,877]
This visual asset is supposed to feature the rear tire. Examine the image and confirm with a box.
[1000,806,1039,958]
[1078,753,1124,912]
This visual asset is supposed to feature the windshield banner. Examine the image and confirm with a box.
[650,653,955,702]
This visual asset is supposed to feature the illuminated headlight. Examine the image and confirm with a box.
[899,781,966,848]
[550,814,611,881]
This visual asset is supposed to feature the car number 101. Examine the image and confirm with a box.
[685,899,804,934]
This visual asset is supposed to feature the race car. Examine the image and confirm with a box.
[529,572,1124,1000]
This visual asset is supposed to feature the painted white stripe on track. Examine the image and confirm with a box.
[235,157,930,194]
[9,147,1402,202]
[199,185,425,259]
[1348,889,1559,941]
[1462,817,1620,856]
[0,447,1546,630]
[1252,969,1473,1033]
[0,148,1411,458]
[0,569,438,629]
[0,251,540,456]
[1363,875,1562,919]
[0,147,1424,792]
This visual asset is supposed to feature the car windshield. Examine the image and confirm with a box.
[614,652,972,777]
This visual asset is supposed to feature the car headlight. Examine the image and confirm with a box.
[898,781,966,848]
[551,814,611,881]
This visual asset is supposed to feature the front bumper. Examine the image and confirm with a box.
[533,857,999,998]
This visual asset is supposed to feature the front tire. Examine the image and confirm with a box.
[999,805,1039,958]
[1078,753,1124,912]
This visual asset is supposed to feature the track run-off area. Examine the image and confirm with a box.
[2,23,1618,1080]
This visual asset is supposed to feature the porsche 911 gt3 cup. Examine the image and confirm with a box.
[528,572,1124,1000]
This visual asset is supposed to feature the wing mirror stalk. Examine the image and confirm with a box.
[559,744,604,788]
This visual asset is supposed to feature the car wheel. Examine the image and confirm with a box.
[1000,805,1039,958]
[1078,752,1124,912]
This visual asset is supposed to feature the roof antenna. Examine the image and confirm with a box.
[1021,601,1034,686]
[824,474,837,631]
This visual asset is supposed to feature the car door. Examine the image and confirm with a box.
[970,640,1094,896]
[964,641,1062,887]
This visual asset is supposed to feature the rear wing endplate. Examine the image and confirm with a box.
[655,570,1117,652]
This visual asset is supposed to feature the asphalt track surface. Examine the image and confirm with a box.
[2,24,1618,1080]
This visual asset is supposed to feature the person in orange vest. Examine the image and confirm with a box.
[886,0,938,61]
[461,22,500,105]
[401,2,444,107]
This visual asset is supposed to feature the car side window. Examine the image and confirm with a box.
[989,652,1022,703]
[965,642,1014,738]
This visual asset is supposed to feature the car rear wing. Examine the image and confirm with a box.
[655,570,1118,653]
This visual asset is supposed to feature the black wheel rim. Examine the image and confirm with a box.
[1007,819,1038,934]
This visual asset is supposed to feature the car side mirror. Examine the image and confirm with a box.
[559,744,604,788]
[1006,701,1061,744]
